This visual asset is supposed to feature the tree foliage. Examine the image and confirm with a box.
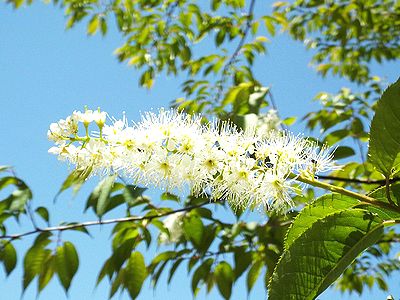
[2,0,400,299]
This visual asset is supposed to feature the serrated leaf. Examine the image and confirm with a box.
[361,184,400,219]
[55,241,79,293]
[124,252,147,299]
[0,240,17,275]
[285,194,359,250]
[368,78,400,177]
[269,209,384,300]
[215,261,234,300]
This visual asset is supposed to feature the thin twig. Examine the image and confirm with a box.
[296,174,400,213]
[0,200,212,240]
[215,0,256,101]
[317,175,400,186]
[386,177,395,206]
[25,202,39,230]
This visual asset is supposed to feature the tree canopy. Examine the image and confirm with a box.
[1,0,400,299]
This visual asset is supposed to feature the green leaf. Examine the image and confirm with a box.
[124,252,147,299]
[55,241,79,293]
[56,167,92,199]
[332,146,355,160]
[87,15,99,35]
[361,184,400,219]
[368,78,400,177]
[167,258,183,284]
[234,247,252,279]
[35,206,50,225]
[0,166,10,173]
[246,260,262,294]
[38,255,55,292]
[0,240,17,275]
[269,209,384,300]
[215,261,234,300]
[23,246,50,290]
[95,174,117,217]
[183,214,204,249]
[285,194,359,250]
[191,258,213,295]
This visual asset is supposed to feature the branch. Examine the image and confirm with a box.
[0,200,213,240]
[296,174,400,213]
[215,0,256,101]
[317,175,400,185]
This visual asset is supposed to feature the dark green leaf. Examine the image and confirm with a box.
[269,209,384,300]
[191,258,213,295]
[35,206,50,225]
[246,260,262,294]
[333,146,355,160]
[0,240,17,275]
[234,247,252,279]
[215,261,234,300]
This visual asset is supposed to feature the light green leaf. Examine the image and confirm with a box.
[55,241,79,293]
[38,255,55,292]
[269,209,384,300]
[368,78,400,177]
[87,15,99,35]
[183,214,204,249]
[215,261,234,300]
[124,252,147,299]
[23,246,50,290]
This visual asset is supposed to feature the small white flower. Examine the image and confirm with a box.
[93,110,107,128]
[77,110,94,126]
[48,108,339,213]
[158,212,185,244]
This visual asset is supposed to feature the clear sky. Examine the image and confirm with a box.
[1,2,400,300]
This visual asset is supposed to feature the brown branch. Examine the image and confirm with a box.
[0,200,213,241]
[317,175,400,186]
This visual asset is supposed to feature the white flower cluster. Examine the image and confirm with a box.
[48,108,338,212]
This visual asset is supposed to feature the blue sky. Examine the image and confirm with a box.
[1,2,400,300]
